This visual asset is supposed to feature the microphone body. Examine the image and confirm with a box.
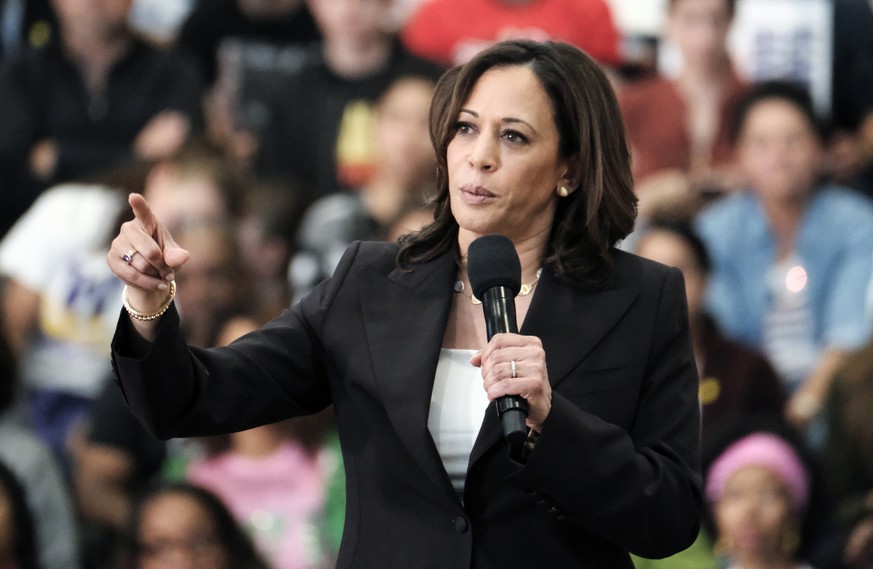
[467,235,529,444]
[480,286,529,444]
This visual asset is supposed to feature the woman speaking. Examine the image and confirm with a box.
[107,40,702,568]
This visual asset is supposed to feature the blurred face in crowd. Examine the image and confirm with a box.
[174,223,241,344]
[714,465,796,564]
[137,492,230,569]
[667,0,733,70]
[737,98,822,204]
[52,0,132,39]
[636,229,706,320]
[374,77,436,185]
[306,0,391,44]
[447,65,568,245]
[143,165,229,234]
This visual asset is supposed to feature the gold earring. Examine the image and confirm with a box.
[557,185,570,197]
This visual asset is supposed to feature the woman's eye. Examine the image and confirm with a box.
[503,130,528,144]
[455,121,474,135]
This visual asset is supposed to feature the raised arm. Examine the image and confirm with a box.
[105,193,189,341]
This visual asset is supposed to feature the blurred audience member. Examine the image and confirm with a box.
[177,0,319,86]
[0,143,236,464]
[694,81,873,431]
[237,180,309,310]
[619,0,745,220]
[0,459,41,569]
[256,0,444,198]
[288,74,436,300]
[0,0,203,237]
[704,423,825,569]
[187,314,342,569]
[0,324,78,569]
[828,0,873,197]
[384,202,436,243]
[822,339,873,569]
[73,378,168,569]
[635,220,786,445]
[172,220,251,348]
[400,0,621,68]
[125,482,269,569]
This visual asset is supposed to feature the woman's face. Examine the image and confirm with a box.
[737,98,822,203]
[636,230,706,320]
[447,65,569,247]
[667,0,733,69]
[137,492,230,569]
[715,465,795,563]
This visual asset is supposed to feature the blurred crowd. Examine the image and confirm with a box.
[0,0,872,568]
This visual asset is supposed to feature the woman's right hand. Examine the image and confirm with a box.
[107,193,190,330]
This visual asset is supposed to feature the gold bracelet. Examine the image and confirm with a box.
[122,280,176,321]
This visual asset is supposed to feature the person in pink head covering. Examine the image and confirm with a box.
[705,426,822,569]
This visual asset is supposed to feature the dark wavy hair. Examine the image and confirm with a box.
[126,482,269,569]
[396,39,637,285]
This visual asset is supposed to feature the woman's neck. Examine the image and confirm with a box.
[457,227,549,286]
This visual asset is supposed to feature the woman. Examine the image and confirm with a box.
[126,482,268,569]
[107,40,702,567]
[694,81,873,430]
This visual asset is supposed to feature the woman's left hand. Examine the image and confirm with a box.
[471,333,551,432]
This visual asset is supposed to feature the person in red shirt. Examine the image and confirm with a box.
[400,0,621,67]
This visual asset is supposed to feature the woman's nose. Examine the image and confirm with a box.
[468,135,499,171]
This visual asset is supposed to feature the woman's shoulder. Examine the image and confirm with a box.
[610,248,680,289]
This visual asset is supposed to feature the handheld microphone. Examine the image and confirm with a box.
[467,235,529,444]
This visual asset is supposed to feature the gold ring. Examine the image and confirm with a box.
[510,360,517,379]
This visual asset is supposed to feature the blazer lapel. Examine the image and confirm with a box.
[360,251,459,501]
[468,268,641,466]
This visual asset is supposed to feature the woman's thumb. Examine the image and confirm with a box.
[163,243,190,269]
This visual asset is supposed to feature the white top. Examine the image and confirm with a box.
[0,184,124,396]
[428,348,490,495]
[763,254,818,393]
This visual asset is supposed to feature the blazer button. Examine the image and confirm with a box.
[453,516,469,533]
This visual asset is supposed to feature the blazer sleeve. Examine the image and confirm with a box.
[110,241,365,440]
[505,267,703,559]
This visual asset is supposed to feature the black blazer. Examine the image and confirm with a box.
[112,241,703,568]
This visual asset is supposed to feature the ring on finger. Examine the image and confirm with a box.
[510,360,517,379]
[121,249,137,264]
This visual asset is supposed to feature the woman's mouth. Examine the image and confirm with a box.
[459,184,496,204]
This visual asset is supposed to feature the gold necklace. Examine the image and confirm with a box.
[454,268,543,305]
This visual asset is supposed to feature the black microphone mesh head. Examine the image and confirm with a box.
[467,235,521,299]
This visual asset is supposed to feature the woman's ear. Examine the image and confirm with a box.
[558,161,583,195]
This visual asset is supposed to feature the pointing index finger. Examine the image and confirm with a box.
[128,193,158,234]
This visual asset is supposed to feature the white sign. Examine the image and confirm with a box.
[729,0,834,117]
